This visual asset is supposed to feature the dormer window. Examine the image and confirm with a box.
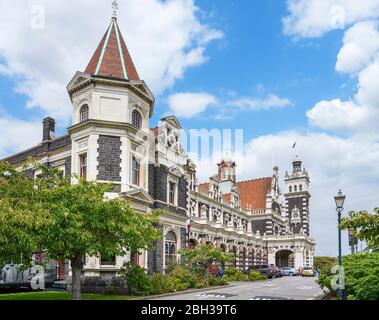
[132,110,142,129]
[80,105,89,122]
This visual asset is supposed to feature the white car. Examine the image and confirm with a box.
[281,267,298,276]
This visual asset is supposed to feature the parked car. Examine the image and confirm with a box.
[270,264,283,277]
[281,267,298,276]
[301,266,315,277]
[247,264,276,279]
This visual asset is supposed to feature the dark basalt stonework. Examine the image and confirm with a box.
[97,135,122,182]
[147,225,164,274]
[148,164,187,216]
[4,135,71,165]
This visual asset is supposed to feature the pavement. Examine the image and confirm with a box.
[150,276,325,301]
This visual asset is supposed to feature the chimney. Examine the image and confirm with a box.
[42,117,56,141]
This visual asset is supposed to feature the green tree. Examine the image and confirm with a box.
[343,253,379,300]
[0,161,162,300]
[340,208,379,251]
[313,256,337,272]
[0,161,48,267]
[179,245,234,276]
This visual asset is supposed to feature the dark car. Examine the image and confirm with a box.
[246,264,276,279]
[270,264,283,277]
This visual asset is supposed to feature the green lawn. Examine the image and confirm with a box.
[0,291,136,300]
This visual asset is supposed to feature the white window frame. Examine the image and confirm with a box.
[79,153,88,180]
[167,178,178,206]
[131,156,141,187]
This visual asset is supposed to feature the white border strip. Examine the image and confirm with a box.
[95,21,114,75]
[114,23,128,79]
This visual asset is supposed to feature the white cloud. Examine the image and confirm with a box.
[0,115,41,158]
[283,0,379,38]
[193,130,379,256]
[284,2,379,134]
[0,0,223,122]
[167,92,216,118]
[306,99,370,132]
[356,58,379,108]
[226,94,291,111]
[167,92,291,119]
[336,20,379,73]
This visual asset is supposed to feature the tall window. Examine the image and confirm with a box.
[299,184,303,191]
[131,157,140,186]
[100,254,116,266]
[79,154,87,180]
[132,110,142,129]
[294,185,298,192]
[289,186,292,193]
[169,182,176,205]
[165,231,177,266]
[80,105,89,122]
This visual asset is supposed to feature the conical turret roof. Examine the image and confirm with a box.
[85,17,140,81]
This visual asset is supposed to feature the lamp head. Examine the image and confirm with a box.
[334,189,346,210]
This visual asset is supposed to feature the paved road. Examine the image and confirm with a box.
[151,276,323,300]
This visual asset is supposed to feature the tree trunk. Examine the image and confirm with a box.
[70,255,84,300]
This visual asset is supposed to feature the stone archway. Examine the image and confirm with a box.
[275,250,294,268]
[189,239,198,248]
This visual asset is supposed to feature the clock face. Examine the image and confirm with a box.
[292,212,299,219]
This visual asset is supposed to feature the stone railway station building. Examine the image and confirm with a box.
[2,13,315,280]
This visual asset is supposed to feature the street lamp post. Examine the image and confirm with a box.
[334,189,346,301]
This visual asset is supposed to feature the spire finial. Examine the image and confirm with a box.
[112,0,118,19]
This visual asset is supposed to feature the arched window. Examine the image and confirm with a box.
[289,186,292,193]
[294,185,298,192]
[132,110,142,129]
[165,231,177,266]
[299,184,303,191]
[80,105,89,122]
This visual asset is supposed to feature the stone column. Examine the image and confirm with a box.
[294,249,304,270]
[268,249,276,266]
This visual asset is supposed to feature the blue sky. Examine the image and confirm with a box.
[0,0,378,256]
[154,0,351,138]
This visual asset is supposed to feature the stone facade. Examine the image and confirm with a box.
[0,12,316,280]
[97,135,122,182]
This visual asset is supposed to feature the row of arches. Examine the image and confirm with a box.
[289,184,303,193]
[165,232,267,270]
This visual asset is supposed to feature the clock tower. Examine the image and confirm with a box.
[284,156,311,236]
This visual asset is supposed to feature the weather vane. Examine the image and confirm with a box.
[112,0,118,19]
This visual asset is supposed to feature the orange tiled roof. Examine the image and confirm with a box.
[236,178,272,209]
[197,177,271,210]
[199,183,209,191]
[85,18,140,81]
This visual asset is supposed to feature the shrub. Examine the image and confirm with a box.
[317,253,379,300]
[224,267,249,281]
[195,281,208,289]
[248,271,267,281]
[170,266,196,288]
[343,253,379,300]
[120,262,152,296]
[208,277,229,286]
[149,273,175,295]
